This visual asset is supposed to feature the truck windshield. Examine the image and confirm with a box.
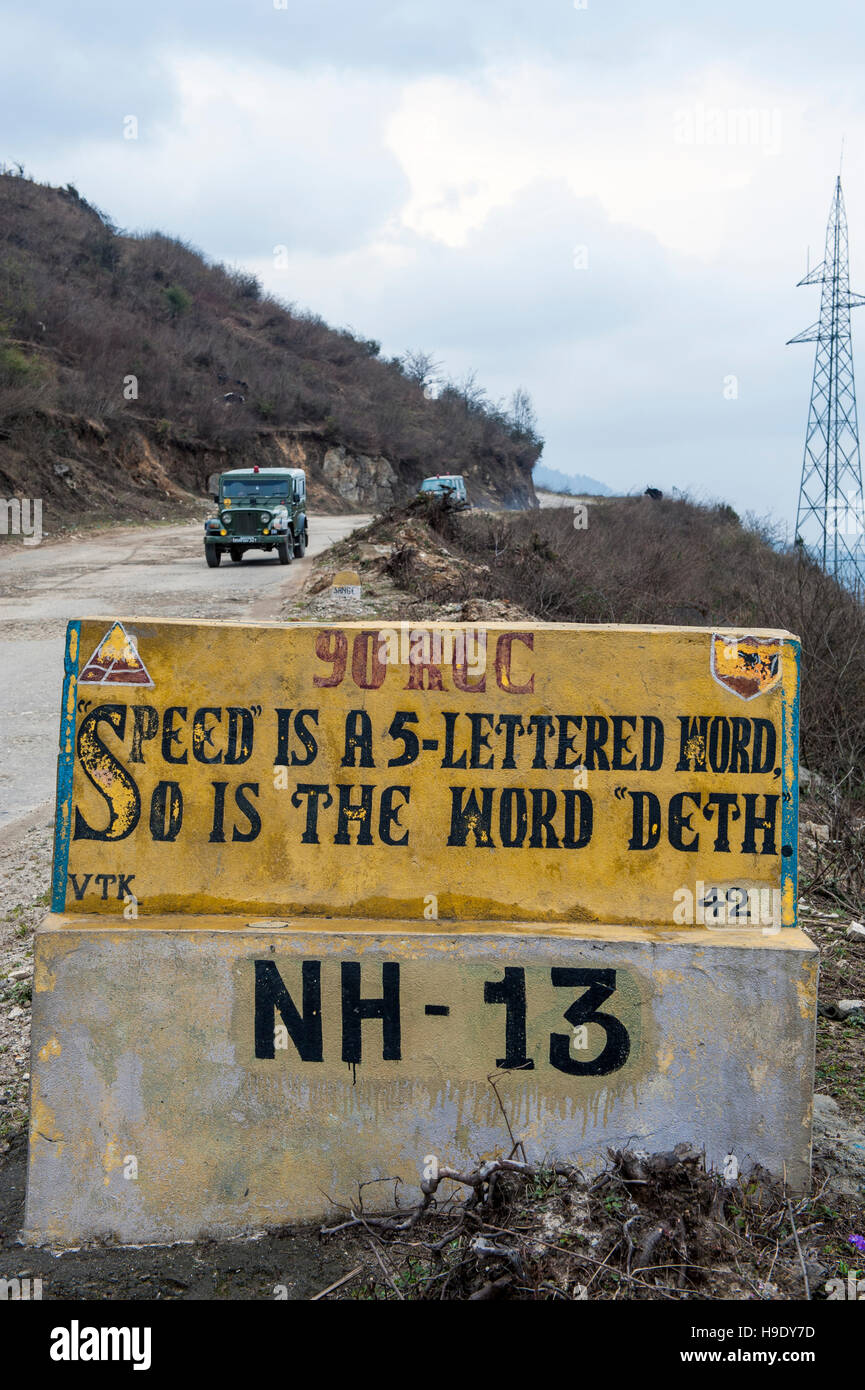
[221,478,290,501]
[421,479,461,494]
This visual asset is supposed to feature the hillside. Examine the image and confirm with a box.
[0,170,541,527]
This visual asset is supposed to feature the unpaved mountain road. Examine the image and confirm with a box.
[0,514,368,836]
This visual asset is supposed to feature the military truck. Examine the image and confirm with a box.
[204,466,308,567]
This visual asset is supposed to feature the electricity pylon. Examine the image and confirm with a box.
[788,176,865,594]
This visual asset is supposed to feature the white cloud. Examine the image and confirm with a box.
[36,55,408,257]
[252,176,806,515]
[384,62,811,257]
[9,2,865,526]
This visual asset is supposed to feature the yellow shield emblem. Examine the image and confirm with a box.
[711,634,782,701]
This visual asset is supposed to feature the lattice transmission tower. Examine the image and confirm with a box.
[788,176,865,594]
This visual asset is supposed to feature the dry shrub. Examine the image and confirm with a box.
[437,497,865,795]
[384,541,417,587]
[327,1141,860,1301]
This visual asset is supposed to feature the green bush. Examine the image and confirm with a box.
[163,284,192,319]
[0,343,36,383]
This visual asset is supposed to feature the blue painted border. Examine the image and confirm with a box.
[781,638,800,926]
[51,620,81,912]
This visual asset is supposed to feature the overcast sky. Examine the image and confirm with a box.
[4,0,865,526]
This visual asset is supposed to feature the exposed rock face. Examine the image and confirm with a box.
[0,411,537,532]
[321,446,398,509]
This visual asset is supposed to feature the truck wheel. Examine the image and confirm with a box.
[230,545,243,563]
[293,526,307,558]
[205,544,221,568]
[277,538,292,565]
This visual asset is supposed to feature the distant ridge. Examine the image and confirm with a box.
[533,463,612,496]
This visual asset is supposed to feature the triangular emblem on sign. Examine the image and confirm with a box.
[710,634,782,701]
[79,622,154,686]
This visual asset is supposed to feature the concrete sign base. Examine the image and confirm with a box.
[24,916,817,1245]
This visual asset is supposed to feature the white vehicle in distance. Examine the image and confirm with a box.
[418,474,469,505]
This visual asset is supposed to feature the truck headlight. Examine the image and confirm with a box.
[221,512,231,525]
[260,512,271,524]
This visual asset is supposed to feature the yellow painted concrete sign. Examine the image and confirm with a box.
[30,617,814,1242]
[52,619,799,927]
[26,921,817,1241]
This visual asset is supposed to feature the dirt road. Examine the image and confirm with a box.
[0,514,368,835]
[0,510,387,1297]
